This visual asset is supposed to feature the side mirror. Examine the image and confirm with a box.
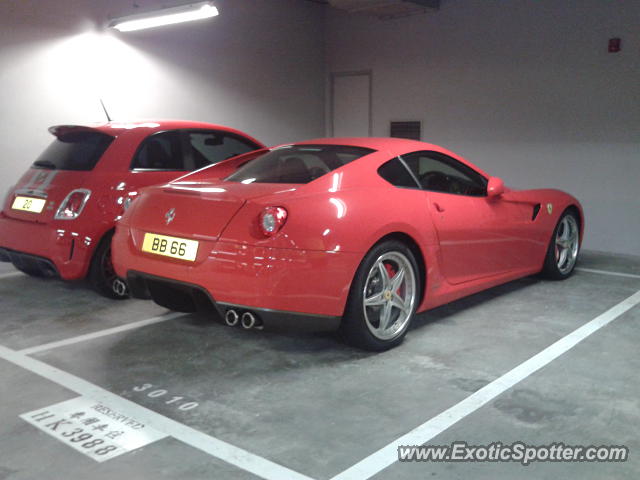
[487,176,504,198]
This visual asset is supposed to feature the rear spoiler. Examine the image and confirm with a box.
[48,125,114,138]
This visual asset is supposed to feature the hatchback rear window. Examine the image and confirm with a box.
[32,131,114,171]
[225,145,374,184]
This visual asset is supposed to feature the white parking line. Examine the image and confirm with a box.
[0,344,314,480]
[19,312,185,355]
[0,271,22,280]
[331,290,640,480]
[576,267,640,280]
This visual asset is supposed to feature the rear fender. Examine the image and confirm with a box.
[219,186,438,254]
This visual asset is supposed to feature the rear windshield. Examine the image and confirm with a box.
[33,131,114,171]
[225,144,374,184]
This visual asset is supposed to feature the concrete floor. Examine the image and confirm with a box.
[0,251,638,479]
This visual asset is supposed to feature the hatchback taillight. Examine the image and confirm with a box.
[259,206,288,237]
[2,189,12,210]
[55,189,91,220]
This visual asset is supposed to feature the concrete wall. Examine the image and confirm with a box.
[0,0,325,197]
[1,0,638,256]
[326,0,640,256]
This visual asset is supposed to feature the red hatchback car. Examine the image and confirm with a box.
[0,120,263,298]
[112,138,583,350]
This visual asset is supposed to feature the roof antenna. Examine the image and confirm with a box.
[99,98,112,122]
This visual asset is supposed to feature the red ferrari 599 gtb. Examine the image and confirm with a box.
[112,138,583,350]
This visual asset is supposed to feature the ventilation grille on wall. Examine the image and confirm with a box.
[390,121,421,140]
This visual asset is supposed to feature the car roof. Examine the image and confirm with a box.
[283,137,490,178]
[293,137,443,152]
[48,120,262,143]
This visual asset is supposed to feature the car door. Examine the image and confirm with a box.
[401,151,528,285]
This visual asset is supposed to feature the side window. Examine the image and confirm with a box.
[378,158,420,189]
[187,131,258,170]
[402,151,487,196]
[132,131,185,170]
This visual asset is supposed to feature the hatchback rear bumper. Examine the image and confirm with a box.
[0,214,98,279]
[0,248,59,276]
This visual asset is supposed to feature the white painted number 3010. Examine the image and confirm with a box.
[132,383,199,411]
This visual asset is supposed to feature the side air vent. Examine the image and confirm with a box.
[532,203,541,221]
[390,121,421,141]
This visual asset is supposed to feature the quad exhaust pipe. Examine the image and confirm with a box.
[241,311,257,330]
[112,278,128,297]
[224,309,263,330]
[224,309,239,327]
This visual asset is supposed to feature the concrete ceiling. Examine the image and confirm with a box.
[327,0,440,19]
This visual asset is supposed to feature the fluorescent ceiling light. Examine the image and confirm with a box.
[110,2,218,32]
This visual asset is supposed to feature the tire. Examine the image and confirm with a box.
[89,233,129,299]
[340,240,420,351]
[541,210,580,280]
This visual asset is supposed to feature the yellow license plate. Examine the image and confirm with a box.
[141,233,199,262]
[12,196,46,213]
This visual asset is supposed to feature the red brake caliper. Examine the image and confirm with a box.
[384,263,402,296]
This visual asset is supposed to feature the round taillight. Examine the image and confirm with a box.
[259,206,288,237]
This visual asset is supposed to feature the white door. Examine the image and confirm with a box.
[331,72,371,137]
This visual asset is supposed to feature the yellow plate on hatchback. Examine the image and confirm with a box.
[12,196,46,214]
[141,233,199,262]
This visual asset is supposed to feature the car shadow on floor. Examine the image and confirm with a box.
[411,275,540,330]
[95,275,546,387]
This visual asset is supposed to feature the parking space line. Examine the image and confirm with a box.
[0,271,22,280]
[0,344,315,480]
[18,312,186,355]
[576,267,640,280]
[331,290,640,480]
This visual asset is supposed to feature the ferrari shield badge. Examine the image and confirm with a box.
[165,208,176,225]
[547,203,553,215]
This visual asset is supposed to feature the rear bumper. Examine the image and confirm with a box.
[0,213,100,280]
[0,248,59,276]
[127,271,341,332]
[113,225,363,326]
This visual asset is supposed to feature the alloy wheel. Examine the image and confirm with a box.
[555,215,579,274]
[362,251,417,340]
